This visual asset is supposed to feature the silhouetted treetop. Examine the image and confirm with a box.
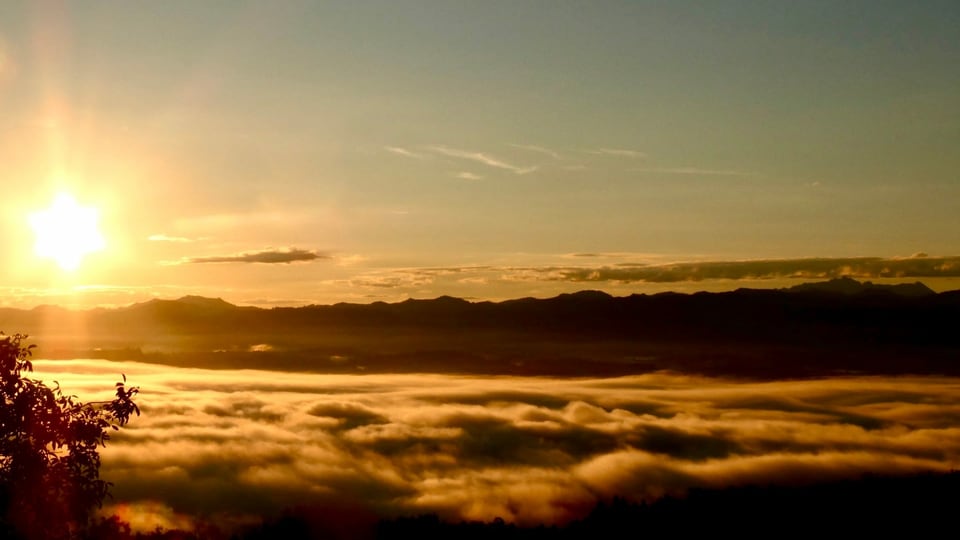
[0,332,139,540]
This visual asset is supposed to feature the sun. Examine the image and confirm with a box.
[29,193,106,272]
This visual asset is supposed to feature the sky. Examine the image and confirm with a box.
[1,1,958,307]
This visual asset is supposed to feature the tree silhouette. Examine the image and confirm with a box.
[0,333,139,540]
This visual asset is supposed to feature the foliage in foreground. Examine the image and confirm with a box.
[0,333,139,540]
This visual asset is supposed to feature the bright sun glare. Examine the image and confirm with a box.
[29,193,106,272]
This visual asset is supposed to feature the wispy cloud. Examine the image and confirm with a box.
[632,167,753,176]
[335,254,370,266]
[454,171,483,180]
[148,234,200,243]
[588,148,646,158]
[385,146,426,159]
[510,144,561,160]
[348,271,436,289]
[180,248,329,265]
[426,145,538,175]
[343,266,493,289]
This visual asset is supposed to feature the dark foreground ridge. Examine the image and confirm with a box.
[3,278,959,378]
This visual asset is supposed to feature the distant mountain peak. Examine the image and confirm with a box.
[556,290,613,301]
[432,295,471,304]
[123,295,238,311]
[786,277,935,297]
[175,295,237,308]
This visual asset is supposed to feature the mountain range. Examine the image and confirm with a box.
[2,278,957,379]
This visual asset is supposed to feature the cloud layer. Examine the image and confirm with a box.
[184,248,328,265]
[343,255,960,293]
[544,255,960,283]
[31,360,960,533]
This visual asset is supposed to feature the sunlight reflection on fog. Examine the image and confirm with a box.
[32,360,960,531]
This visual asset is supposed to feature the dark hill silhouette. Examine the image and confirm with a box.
[786,276,935,297]
[3,279,959,378]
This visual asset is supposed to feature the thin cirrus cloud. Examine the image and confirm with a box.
[454,171,483,180]
[587,148,647,158]
[147,234,200,243]
[344,266,479,289]
[384,146,426,159]
[181,248,329,265]
[510,144,562,160]
[348,273,431,289]
[632,166,753,176]
[31,359,960,534]
[425,145,538,175]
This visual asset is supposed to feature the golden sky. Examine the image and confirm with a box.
[1,1,958,307]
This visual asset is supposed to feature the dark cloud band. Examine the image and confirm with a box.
[345,255,960,290]
[517,255,960,284]
[185,248,328,264]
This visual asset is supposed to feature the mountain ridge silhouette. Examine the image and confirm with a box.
[3,279,957,378]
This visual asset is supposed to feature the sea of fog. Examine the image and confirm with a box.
[31,359,960,533]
